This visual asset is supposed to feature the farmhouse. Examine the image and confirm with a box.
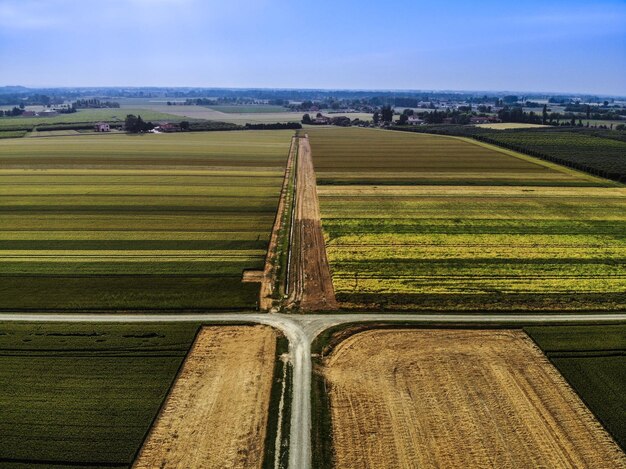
[407,116,425,125]
[156,122,179,132]
[469,116,500,124]
[94,122,110,132]
[313,115,332,125]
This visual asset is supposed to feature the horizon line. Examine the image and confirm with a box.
[2,84,625,98]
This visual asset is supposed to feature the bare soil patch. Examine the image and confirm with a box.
[324,329,626,468]
[134,325,277,469]
[288,136,338,311]
[242,269,263,282]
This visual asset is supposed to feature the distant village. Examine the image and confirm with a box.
[2,89,624,132]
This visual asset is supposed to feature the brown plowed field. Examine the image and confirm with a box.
[134,325,277,469]
[324,329,626,468]
[288,136,338,311]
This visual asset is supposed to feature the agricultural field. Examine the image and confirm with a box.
[0,130,293,310]
[309,127,626,311]
[0,321,199,468]
[0,108,186,132]
[526,324,626,450]
[0,130,27,139]
[475,122,549,129]
[320,328,626,468]
[208,104,289,113]
[136,325,278,469]
[479,130,626,181]
[119,101,372,125]
[309,127,609,186]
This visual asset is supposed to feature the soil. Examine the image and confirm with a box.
[242,270,264,283]
[324,329,626,468]
[133,325,277,469]
[288,136,338,311]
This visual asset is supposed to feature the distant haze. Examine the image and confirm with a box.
[0,0,625,95]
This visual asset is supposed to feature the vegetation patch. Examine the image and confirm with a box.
[392,125,626,182]
[0,321,199,468]
[0,131,293,310]
[308,128,626,311]
[526,324,626,450]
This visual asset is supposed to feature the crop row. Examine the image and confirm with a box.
[0,322,199,467]
[310,128,626,311]
[308,127,607,187]
[391,125,626,182]
[526,325,626,450]
[0,131,293,310]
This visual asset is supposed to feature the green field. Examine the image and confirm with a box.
[0,131,293,310]
[478,130,626,181]
[0,108,189,132]
[0,130,27,139]
[526,325,626,450]
[0,322,199,468]
[309,127,610,186]
[309,127,626,311]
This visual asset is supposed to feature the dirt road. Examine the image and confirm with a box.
[287,136,338,311]
[134,325,277,469]
[324,329,626,468]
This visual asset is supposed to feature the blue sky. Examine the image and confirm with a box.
[1,0,625,95]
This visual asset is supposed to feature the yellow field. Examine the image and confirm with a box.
[310,128,626,311]
[475,122,550,129]
[324,329,626,468]
[135,325,277,469]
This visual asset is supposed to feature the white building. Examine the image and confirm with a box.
[94,122,110,132]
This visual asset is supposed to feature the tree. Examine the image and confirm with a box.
[330,116,351,127]
[372,111,380,125]
[180,121,190,131]
[125,114,152,133]
[302,113,312,124]
[398,113,409,125]
[542,104,548,125]
[125,114,139,132]
[381,105,393,123]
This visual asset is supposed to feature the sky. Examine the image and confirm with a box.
[1,0,625,95]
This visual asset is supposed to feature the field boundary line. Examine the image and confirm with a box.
[131,323,201,467]
[445,134,614,185]
[259,135,298,311]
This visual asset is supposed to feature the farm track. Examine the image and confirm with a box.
[259,136,297,310]
[324,329,626,468]
[3,311,626,469]
[287,136,338,311]
[134,325,276,469]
